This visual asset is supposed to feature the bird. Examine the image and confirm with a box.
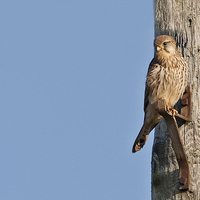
[132,35,188,153]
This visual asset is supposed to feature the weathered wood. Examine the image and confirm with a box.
[152,0,200,199]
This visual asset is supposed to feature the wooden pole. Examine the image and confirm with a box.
[152,0,200,199]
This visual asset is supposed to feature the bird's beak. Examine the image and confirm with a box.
[156,46,161,51]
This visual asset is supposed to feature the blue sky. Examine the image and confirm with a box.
[1,1,154,199]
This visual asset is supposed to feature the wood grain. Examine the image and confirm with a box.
[152,0,200,199]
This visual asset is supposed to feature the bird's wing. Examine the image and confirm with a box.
[144,58,161,111]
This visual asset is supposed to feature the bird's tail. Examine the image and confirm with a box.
[132,121,159,153]
[132,125,151,153]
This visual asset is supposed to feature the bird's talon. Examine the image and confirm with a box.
[166,105,172,111]
[172,109,178,116]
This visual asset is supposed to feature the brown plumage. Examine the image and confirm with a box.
[132,35,188,153]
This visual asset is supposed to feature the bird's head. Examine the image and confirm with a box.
[154,35,177,56]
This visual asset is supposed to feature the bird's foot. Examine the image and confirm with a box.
[166,105,172,111]
[172,109,178,116]
[166,105,178,116]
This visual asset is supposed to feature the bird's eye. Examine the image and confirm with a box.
[163,42,167,46]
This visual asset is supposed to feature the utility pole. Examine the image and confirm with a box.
[152,0,200,199]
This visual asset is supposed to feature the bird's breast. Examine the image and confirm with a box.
[148,57,187,107]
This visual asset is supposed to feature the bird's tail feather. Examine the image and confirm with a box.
[132,122,157,153]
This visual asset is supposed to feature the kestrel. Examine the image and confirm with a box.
[132,35,188,153]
